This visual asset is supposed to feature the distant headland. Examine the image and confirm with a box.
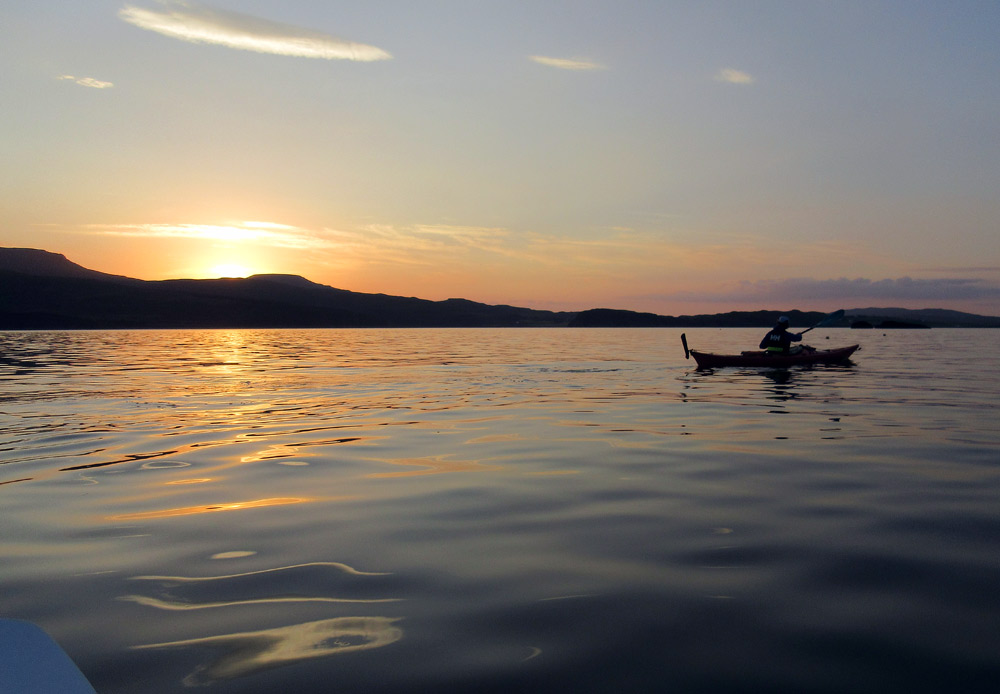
[2,247,999,330]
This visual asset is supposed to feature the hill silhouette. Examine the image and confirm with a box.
[0,247,138,282]
[2,248,998,329]
[0,248,573,328]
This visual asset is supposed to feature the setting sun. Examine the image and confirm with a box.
[208,263,255,278]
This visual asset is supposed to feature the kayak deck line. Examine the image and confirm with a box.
[682,339,860,369]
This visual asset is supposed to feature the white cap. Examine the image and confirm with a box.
[778,316,789,324]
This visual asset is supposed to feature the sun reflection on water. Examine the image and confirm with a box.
[134,616,403,685]
[126,559,401,685]
[106,497,313,521]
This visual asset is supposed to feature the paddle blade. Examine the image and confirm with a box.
[814,309,845,328]
[681,333,690,359]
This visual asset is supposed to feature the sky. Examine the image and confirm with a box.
[3,1,1000,316]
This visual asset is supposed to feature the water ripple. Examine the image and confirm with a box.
[133,616,403,685]
[107,497,315,520]
[131,561,392,581]
[120,594,400,610]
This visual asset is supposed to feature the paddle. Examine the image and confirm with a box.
[681,333,690,359]
[799,309,845,335]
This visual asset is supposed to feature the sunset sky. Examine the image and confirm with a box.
[3,1,999,315]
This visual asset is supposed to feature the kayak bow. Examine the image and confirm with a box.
[0,619,96,694]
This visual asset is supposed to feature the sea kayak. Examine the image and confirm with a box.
[0,619,96,693]
[689,344,859,369]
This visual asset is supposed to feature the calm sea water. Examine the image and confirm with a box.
[2,328,999,693]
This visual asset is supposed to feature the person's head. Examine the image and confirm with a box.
[776,316,790,329]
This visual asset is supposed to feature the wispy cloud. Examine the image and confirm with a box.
[58,75,114,89]
[69,221,511,259]
[714,68,754,84]
[667,277,1000,304]
[119,1,391,61]
[314,224,706,279]
[314,224,515,268]
[529,55,606,71]
[922,266,1000,274]
[757,277,1000,302]
[81,221,334,250]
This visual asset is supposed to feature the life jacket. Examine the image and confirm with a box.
[763,328,791,353]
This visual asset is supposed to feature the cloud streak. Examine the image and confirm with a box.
[313,224,720,283]
[58,75,114,88]
[314,224,516,269]
[529,55,606,71]
[82,221,334,250]
[751,277,1000,302]
[119,1,391,61]
[922,266,1000,274]
[667,276,1000,304]
[715,68,754,84]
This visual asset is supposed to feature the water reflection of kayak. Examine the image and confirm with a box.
[688,344,860,369]
[0,619,96,693]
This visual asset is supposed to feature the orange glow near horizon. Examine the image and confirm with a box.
[8,217,998,316]
[208,263,255,278]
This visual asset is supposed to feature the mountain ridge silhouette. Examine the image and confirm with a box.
[2,248,998,329]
